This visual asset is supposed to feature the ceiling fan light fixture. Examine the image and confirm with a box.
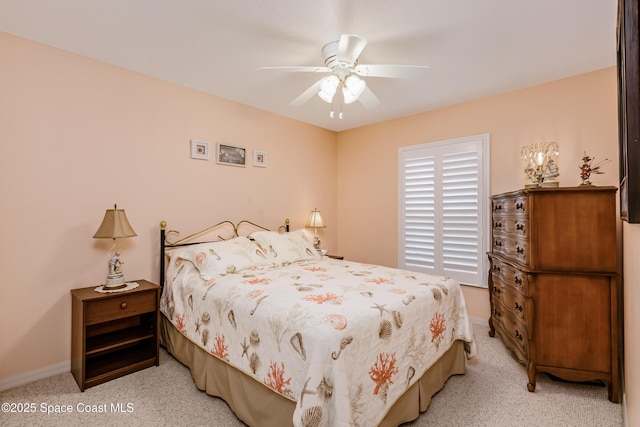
[342,75,366,104]
[318,75,339,103]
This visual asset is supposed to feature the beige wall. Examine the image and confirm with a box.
[2,31,638,426]
[0,32,338,380]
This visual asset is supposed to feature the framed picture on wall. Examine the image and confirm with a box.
[190,139,210,160]
[253,150,267,167]
[217,143,247,167]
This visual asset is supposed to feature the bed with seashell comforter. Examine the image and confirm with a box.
[159,221,476,427]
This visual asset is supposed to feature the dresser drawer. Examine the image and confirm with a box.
[492,195,527,217]
[493,217,528,238]
[491,258,528,295]
[493,276,526,322]
[493,236,529,265]
[493,300,528,362]
[85,291,157,325]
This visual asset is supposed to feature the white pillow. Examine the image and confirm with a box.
[172,236,271,280]
[250,229,320,265]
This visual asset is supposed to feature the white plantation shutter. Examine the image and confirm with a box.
[403,156,436,270]
[399,134,489,287]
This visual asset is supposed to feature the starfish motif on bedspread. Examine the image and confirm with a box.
[241,337,250,358]
[371,302,389,317]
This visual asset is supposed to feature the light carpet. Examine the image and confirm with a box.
[0,321,623,426]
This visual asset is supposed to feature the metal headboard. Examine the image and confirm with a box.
[159,219,289,289]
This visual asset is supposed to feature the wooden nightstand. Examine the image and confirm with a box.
[71,279,160,391]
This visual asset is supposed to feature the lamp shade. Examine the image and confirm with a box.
[305,209,326,229]
[93,205,137,239]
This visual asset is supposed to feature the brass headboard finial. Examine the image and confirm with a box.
[160,220,167,230]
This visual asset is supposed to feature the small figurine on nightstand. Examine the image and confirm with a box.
[579,152,610,186]
[105,252,126,289]
[109,252,123,274]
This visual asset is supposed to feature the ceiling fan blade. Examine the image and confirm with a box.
[354,64,430,79]
[257,66,332,73]
[336,34,367,64]
[358,86,380,110]
[290,79,324,107]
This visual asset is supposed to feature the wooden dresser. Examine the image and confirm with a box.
[487,187,619,402]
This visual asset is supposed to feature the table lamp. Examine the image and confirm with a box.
[93,204,137,289]
[305,208,326,251]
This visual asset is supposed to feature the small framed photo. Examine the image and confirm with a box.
[217,143,247,167]
[253,150,267,167]
[190,139,210,160]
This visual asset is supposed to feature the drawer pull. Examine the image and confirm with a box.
[516,246,525,255]
[515,202,524,211]
[494,221,502,229]
[493,287,501,295]
[493,308,502,318]
[493,264,501,272]
[515,302,523,312]
[515,330,523,342]
[494,204,503,211]
[516,223,524,231]
[120,302,128,310]
[494,241,502,248]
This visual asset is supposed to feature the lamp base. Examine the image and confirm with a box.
[104,273,126,289]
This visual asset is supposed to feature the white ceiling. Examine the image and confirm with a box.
[0,0,618,132]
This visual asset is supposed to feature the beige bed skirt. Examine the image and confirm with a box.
[161,315,466,426]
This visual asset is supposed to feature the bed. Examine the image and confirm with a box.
[159,220,476,427]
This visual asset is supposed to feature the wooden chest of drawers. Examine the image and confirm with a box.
[488,187,619,403]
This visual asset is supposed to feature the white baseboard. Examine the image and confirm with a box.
[0,360,70,392]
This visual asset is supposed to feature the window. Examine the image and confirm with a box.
[398,134,490,287]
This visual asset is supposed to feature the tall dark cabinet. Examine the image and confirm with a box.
[618,0,640,223]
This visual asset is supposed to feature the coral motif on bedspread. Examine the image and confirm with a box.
[161,256,476,427]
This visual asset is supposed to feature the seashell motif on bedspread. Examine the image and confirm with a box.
[201,329,209,346]
[249,352,260,374]
[300,406,323,427]
[290,332,306,360]
[322,313,347,330]
[379,319,393,339]
[161,254,476,427]
[392,310,403,328]
[201,312,211,324]
[249,330,260,347]
[405,366,416,388]
[228,309,236,329]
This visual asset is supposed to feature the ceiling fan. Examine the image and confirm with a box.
[258,34,430,115]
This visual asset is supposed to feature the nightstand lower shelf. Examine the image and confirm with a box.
[85,355,157,389]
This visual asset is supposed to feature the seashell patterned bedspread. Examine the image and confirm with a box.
[161,257,476,427]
